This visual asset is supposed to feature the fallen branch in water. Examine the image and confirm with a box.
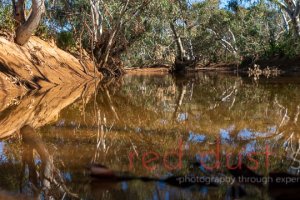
[90,163,219,188]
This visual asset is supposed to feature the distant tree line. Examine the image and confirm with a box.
[1,0,300,74]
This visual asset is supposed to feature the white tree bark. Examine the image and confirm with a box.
[280,8,290,32]
[90,0,103,44]
[207,28,238,57]
[275,0,300,37]
[170,21,186,60]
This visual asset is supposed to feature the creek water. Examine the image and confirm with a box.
[0,72,300,199]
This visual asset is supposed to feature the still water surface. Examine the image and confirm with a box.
[0,72,300,199]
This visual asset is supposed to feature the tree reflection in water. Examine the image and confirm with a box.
[21,125,78,199]
[0,73,300,199]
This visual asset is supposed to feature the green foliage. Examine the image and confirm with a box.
[35,19,55,40]
[0,3,14,32]
[56,31,76,50]
[2,0,300,66]
[265,34,300,58]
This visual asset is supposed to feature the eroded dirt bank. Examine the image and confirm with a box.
[0,36,101,99]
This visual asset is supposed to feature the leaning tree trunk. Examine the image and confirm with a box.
[170,21,196,73]
[292,17,300,38]
[13,0,45,45]
[170,22,186,61]
[276,0,300,38]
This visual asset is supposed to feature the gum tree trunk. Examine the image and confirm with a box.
[12,0,26,25]
[12,0,45,45]
[170,21,196,72]
[275,0,300,38]
[292,17,300,37]
[170,22,186,61]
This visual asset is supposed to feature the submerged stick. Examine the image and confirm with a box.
[90,163,218,188]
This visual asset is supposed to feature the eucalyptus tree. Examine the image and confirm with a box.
[47,0,156,75]
[169,0,199,71]
[2,0,300,71]
[85,0,159,75]
[272,0,300,37]
[11,0,45,45]
[121,0,179,67]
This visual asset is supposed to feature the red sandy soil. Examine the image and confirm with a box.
[0,36,100,92]
[125,67,170,74]
[0,36,101,111]
[124,63,239,75]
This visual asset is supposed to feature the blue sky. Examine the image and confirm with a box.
[189,0,253,9]
[189,0,229,7]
